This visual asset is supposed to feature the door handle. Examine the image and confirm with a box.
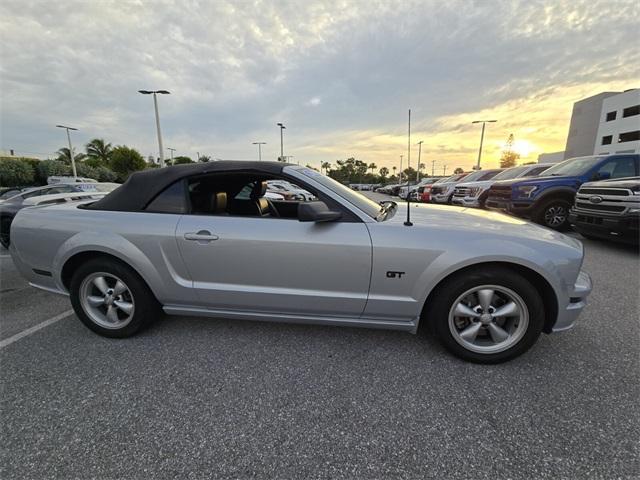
[184,231,219,242]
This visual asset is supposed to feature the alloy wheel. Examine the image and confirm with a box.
[544,205,567,227]
[79,272,135,329]
[448,285,529,354]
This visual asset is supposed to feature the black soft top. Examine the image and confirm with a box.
[87,161,288,212]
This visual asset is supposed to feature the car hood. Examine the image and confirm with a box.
[581,177,639,189]
[384,203,582,248]
[455,180,495,189]
[492,175,582,188]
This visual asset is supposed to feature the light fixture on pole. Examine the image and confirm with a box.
[252,142,266,161]
[167,147,176,163]
[55,125,79,179]
[416,140,423,182]
[472,119,497,170]
[138,89,170,167]
[277,123,286,161]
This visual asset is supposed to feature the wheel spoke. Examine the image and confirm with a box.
[106,305,119,323]
[113,280,127,295]
[487,323,509,343]
[459,322,482,342]
[93,276,109,295]
[113,300,133,315]
[455,303,480,318]
[492,301,519,317]
[477,289,494,311]
[86,295,105,307]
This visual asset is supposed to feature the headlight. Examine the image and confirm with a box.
[516,185,538,198]
[629,208,640,213]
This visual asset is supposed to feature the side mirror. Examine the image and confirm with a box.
[298,201,342,222]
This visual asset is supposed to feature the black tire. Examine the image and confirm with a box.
[0,216,12,249]
[424,267,544,364]
[533,198,572,230]
[69,257,161,338]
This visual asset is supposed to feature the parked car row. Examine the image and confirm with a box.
[0,182,120,248]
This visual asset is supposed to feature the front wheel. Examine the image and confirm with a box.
[70,258,161,338]
[533,199,572,230]
[425,267,544,363]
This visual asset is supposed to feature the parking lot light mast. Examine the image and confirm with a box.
[277,123,286,161]
[167,147,175,163]
[399,154,403,183]
[443,164,448,176]
[431,159,436,176]
[472,119,497,170]
[416,140,423,181]
[252,142,266,161]
[138,90,170,167]
[55,125,78,179]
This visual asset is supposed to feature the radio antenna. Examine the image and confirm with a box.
[404,108,413,226]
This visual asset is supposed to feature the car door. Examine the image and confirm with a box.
[175,188,372,318]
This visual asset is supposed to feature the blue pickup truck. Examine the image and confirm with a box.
[485,154,640,230]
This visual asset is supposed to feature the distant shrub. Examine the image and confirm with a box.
[110,146,146,181]
[35,160,71,185]
[0,157,35,187]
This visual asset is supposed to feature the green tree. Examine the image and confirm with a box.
[321,161,331,174]
[379,167,389,179]
[403,167,417,182]
[454,167,464,174]
[56,147,86,164]
[198,155,211,162]
[35,160,71,185]
[110,146,146,180]
[500,134,520,168]
[172,156,194,165]
[0,158,35,186]
[368,163,377,174]
[85,138,112,166]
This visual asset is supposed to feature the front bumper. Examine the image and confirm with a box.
[569,210,639,244]
[485,198,534,217]
[431,193,452,204]
[451,196,480,207]
[552,270,592,332]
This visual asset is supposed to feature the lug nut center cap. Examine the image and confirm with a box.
[480,313,493,324]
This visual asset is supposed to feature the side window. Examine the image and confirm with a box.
[23,189,49,199]
[145,181,187,214]
[529,167,548,176]
[596,158,637,179]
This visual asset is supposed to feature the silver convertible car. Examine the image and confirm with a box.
[9,161,592,363]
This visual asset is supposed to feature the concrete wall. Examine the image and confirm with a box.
[537,151,565,164]
[564,92,619,159]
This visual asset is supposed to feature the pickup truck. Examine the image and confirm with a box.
[485,154,640,230]
[569,177,639,244]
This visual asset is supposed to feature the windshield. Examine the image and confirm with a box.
[458,170,488,182]
[542,156,603,177]
[296,167,382,218]
[492,166,529,180]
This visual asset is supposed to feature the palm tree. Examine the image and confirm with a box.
[368,163,377,174]
[392,166,397,177]
[85,138,113,165]
[379,167,389,178]
[321,161,331,174]
[56,147,86,165]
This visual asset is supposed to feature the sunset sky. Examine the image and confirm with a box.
[1,0,638,173]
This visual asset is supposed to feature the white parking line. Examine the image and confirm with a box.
[0,309,74,349]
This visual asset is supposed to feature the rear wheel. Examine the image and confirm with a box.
[533,199,572,230]
[70,258,161,338]
[425,267,544,363]
[0,216,12,248]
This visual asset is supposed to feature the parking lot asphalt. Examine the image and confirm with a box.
[1,200,639,479]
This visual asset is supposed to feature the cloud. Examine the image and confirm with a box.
[1,0,638,170]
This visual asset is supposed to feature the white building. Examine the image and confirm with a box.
[563,92,619,159]
[537,151,565,164]
[593,89,640,155]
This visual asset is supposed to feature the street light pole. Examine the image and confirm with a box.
[399,154,403,183]
[416,140,423,182]
[472,119,497,170]
[443,164,447,176]
[252,142,266,161]
[167,147,175,163]
[139,90,170,167]
[55,125,78,179]
[431,159,436,176]
[277,123,286,161]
